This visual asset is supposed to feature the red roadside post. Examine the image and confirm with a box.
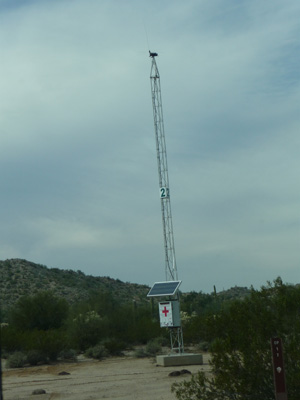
[271,338,288,400]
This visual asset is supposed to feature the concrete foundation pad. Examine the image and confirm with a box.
[156,353,203,367]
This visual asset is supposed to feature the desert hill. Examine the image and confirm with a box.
[0,259,253,319]
[0,259,149,315]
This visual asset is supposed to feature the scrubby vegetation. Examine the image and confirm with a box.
[172,278,300,400]
[133,337,166,358]
[1,259,300,399]
[1,260,240,368]
[1,289,163,367]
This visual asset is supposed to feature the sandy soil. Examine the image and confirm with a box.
[2,353,211,400]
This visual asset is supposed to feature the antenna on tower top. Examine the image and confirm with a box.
[149,51,158,58]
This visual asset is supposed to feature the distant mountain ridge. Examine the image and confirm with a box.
[0,259,150,315]
[0,259,255,319]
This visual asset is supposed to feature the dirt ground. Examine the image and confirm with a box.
[2,353,211,400]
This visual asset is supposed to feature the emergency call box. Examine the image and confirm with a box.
[159,300,181,328]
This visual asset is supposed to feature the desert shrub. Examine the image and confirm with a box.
[26,349,47,366]
[85,344,108,360]
[58,349,77,362]
[133,338,164,358]
[159,335,170,347]
[84,346,94,358]
[145,338,162,356]
[134,348,148,358]
[9,291,69,331]
[1,326,23,352]
[23,329,67,362]
[1,350,9,360]
[148,335,169,347]
[101,338,126,356]
[133,314,161,344]
[42,330,67,361]
[69,311,109,351]
[2,328,67,363]
[6,352,27,368]
[172,279,300,400]
[196,341,210,352]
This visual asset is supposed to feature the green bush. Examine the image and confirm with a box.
[134,348,148,358]
[145,338,162,356]
[85,344,108,360]
[9,291,69,331]
[58,349,77,362]
[133,338,164,358]
[102,338,126,356]
[26,349,47,366]
[1,326,23,352]
[196,341,209,352]
[2,328,67,363]
[69,312,109,351]
[6,352,27,368]
[172,279,300,400]
[24,329,67,362]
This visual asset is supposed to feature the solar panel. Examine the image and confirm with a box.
[147,281,182,297]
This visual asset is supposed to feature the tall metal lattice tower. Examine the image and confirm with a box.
[150,51,178,283]
[149,51,184,353]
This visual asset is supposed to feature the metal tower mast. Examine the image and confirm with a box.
[149,51,184,353]
[149,52,178,282]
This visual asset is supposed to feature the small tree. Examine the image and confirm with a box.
[9,291,69,331]
[69,311,109,351]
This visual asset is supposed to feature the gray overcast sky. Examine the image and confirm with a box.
[0,0,299,293]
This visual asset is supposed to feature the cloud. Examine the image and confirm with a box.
[0,0,299,292]
[27,217,123,249]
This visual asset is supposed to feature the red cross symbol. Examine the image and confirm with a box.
[162,306,169,317]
